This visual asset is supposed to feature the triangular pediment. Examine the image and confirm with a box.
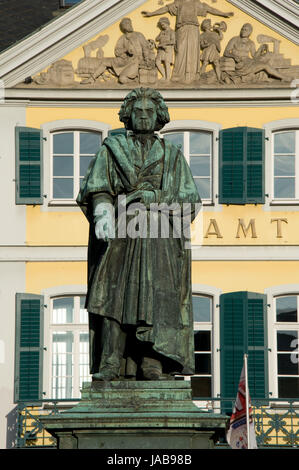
[0,0,298,90]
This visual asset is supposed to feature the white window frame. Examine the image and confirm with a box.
[41,284,89,400]
[41,120,111,210]
[190,284,221,409]
[160,120,221,206]
[264,119,299,207]
[265,284,299,400]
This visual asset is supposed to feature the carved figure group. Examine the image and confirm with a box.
[31,2,295,88]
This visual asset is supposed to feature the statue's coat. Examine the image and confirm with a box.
[77,134,200,375]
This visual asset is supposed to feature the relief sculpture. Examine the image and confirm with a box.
[27,1,298,90]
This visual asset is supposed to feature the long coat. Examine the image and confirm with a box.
[77,134,201,375]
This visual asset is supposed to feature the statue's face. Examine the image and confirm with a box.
[120,18,133,33]
[131,98,157,133]
[240,24,252,38]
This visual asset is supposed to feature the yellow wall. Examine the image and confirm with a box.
[26,262,87,293]
[25,259,299,295]
[26,105,299,246]
[23,0,299,292]
[192,260,299,293]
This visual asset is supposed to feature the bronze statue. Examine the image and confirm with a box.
[77,88,201,381]
[142,0,233,83]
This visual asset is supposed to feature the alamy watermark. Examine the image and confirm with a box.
[93,197,203,249]
[291,338,299,364]
[290,79,299,104]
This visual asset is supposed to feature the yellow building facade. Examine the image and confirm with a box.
[0,0,299,448]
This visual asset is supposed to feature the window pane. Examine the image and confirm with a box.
[53,297,74,324]
[53,178,74,198]
[277,331,298,352]
[276,296,297,322]
[191,376,211,398]
[80,296,88,323]
[190,132,211,155]
[190,156,210,177]
[53,156,74,177]
[80,132,101,154]
[195,178,211,199]
[278,377,299,398]
[195,353,211,374]
[163,133,184,151]
[80,155,95,177]
[52,331,73,399]
[274,155,295,176]
[80,332,91,389]
[278,354,299,375]
[194,331,211,351]
[274,132,295,154]
[53,133,74,154]
[274,177,295,198]
[192,296,211,322]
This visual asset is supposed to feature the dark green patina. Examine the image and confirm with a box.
[77,88,200,381]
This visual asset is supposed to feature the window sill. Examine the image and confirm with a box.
[48,200,78,207]
[270,200,299,206]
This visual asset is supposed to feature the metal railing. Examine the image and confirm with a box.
[15,397,299,448]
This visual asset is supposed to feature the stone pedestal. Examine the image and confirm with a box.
[41,381,227,449]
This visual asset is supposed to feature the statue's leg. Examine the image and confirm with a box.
[92,317,126,381]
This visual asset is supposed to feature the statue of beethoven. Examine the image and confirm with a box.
[77,88,201,381]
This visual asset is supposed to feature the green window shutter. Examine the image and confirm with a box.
[108,128,127,137]
[219,127,265,205]
[15,127,43,205]
[14,294,44,403]
[246,128,265,203]
[220,291,268,413]
[247,293,268,398]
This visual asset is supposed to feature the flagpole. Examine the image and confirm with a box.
[244,353,251,449]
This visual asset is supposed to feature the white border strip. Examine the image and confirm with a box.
[1,245,299,261]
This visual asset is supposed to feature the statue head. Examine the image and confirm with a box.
[119,17,134,34]
[240,23,253,38]
[119,88,170,132]
[157,17,170,30]
[201,19,211,32]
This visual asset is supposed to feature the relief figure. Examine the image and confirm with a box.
[155,17,176,82]
[80,18,154,85]
[222,23,288,84]
[142,0,233,84]
[199,19,227,82]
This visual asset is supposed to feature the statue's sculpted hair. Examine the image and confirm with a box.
[119,87,170,131]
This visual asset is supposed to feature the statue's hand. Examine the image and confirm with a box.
[140,190,157,206]
[93,202,115,241]
[225,12,234,17]
[141,11,151,17]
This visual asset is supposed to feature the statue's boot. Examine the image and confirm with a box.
[92,368,119,381]
[141,356,163,380]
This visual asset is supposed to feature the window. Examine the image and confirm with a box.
[50,295,91,399]
[273,130,299,200]
[51,130,101,200]
[163,131,213,202]
[274,295,299,398]
[191,295,213,398]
